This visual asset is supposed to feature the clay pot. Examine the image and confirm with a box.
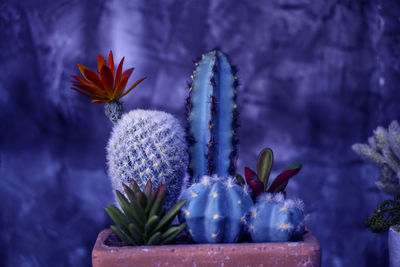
[92,229,321,267]
[389,225,400,267]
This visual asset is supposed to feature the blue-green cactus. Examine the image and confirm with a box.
[180,176,253,243]
[248,193,306,242]
[186,50,238,183]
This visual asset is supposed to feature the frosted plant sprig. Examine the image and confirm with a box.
[352,120,400,196]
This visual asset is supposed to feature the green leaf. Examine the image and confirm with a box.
[257,148,274,191]
[145,215,160,235]
[161,222,187,245]
[110,225,136,246]
[153,199,187,233]
[146,232,162,245]
[144,180,152,200]
[145,186,159,215]
[149,184,167,218]
[123,183,136,203]
[129,179,141,194]
[235,174,245,186]
[116,190,145,228]
[136,192,147,210]
[128,223,144,244]
[105,205,130,231]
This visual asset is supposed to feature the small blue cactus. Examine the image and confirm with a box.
[180,176,253,243]
[186,50,238,183]
[248,193,306,242]
[107,109,188,209]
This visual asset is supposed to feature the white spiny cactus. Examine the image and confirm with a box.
[107,109,188,208]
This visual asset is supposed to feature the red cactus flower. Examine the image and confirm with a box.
[71,51,146,103]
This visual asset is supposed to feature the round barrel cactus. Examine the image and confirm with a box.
[248,193,306,242]
[107,109,188,209]
[179,176,253,243]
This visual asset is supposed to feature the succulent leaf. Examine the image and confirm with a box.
[147,232,162,245]
[111,225,136,246]
[161,222,187,244]
[145,215,160,235]
[153,199,187,233]
[257,148,274,190]
[106,182,186,246]
[268,163,302,193]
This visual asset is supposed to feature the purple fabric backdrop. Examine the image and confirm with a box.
[1,0,400,266]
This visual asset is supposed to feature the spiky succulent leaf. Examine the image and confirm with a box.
[147,232,162,245]
[136,192,148,210]
[161,222,187,244]
[129,179,141,194]
[116,190,145,227]
[149,184,167,218]
[111,225,136,246]
[145,215,160,235]
[106,182,186,246]
[145,186,159,215]
[153,199,187,233]
[128,223,143,244]
[257,148,274,190]
[144,180,152,200]
[105,205,130,232]
[123,184,136,203]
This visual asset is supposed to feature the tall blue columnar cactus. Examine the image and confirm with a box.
[186,50,238,183]
[107,109,188,209]
[180,176,253,243]
[248,193,306,242]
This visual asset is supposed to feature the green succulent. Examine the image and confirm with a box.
[105,179,187,245]
[365,196,400,233]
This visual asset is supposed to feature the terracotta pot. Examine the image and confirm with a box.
[389,225,400,267]
[92,229,321,267]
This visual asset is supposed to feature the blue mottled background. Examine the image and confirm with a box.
[1,0,400,266]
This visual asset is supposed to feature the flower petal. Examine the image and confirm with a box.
[108,51,115,76]
[71,87,94,98]
[91,99,107,103]
[99,65,114,97]
[72,82,107,98]
[114,68,134,97]
[83,68,105,90]
[120,77,147,98]
[115,57,125,87]
[97,55,107,73]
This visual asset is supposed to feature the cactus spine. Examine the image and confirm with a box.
[248,193,306,242]
[187,50,238,183]
[107,109,188,209]
[180,176,253,243]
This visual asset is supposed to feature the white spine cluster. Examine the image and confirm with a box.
[107,109,188,208]
[352,120,400,196]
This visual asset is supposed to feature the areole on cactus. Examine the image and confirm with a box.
[248,193,307,242]
[179,176,253,243]
[186,49,239,183]
[71,51,188,211]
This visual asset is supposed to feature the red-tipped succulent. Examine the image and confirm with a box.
[236,148,302,201]
[71,51,146,103]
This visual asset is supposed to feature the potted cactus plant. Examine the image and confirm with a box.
[72,50,321,266]
[352,120,400,267]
